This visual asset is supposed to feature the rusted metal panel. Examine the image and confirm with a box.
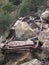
[7,41,34,47]
[1,41,35,53]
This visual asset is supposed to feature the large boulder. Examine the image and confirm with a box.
[38,29,49,42]
[41,10,49,22]
[15,22,36,40]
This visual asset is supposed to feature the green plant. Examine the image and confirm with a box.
[17,0,47,16]
[0,11,15,34]
[2,3,16,13]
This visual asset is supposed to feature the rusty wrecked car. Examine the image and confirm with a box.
[0,16,41,53]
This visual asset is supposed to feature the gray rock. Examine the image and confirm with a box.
[20,59,41,65]
[41,10,49,22]
[42,23,49,29]
[38,29,49,42]
[42,40,49,54]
